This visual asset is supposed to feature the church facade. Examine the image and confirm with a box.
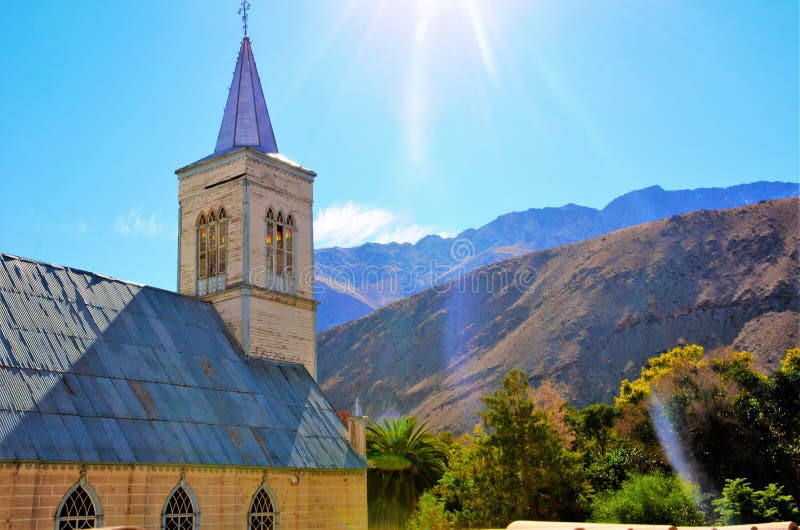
[0,30,366,530]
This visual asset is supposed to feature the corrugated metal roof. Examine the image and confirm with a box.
[0,254,364,470]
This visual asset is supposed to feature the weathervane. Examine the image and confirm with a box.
[238,0,251,37]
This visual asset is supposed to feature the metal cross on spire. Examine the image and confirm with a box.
[238,0,251,37]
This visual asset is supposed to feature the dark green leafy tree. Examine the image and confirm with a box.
[568,403,639,493]
[712,478,799,525]
[366,416,447,529]
[615,346,800,500]
[764,348,800,491]
[462,370,588,526]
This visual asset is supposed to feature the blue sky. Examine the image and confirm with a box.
[0,0,797,290]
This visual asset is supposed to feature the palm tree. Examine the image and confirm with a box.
[366,416,448,529]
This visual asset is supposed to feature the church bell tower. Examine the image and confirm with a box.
[175,32,318,378]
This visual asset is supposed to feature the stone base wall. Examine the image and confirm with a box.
[0,462,366,530]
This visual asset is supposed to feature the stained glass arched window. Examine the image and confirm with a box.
[55,480,102,530]
[266,208,276,277]
[249,484,278,530]
[265,208,296,294]
[198,214,208,281]
[162,482,199,530]
[285,215,294,281]
[196,207,228,295]
[218,208,227,275]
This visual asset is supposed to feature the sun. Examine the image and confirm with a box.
[331,0,506,167]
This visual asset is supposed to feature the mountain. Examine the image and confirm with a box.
[314,181,799,331]
[318,197,800,433]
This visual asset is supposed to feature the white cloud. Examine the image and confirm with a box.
[114,209,168,238]
[314,203,449,248]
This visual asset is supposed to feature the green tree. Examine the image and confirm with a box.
[431,427,483,528]
[712,478,799,525]
[590,473,706,525]
[366,416,448,529]
[568,403,640,493]
[615,345,800,500]
[616,344,705,407]
[770,348,800,491]
[467,370,588,526]
[406,491,456,530]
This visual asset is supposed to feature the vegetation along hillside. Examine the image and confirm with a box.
[319,197,799,433]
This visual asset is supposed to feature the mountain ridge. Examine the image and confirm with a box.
[318,197,799,433]
[314,181,799,330]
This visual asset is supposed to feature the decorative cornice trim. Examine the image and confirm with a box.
[201,283,318,309]
[177,148,315,182]
[0,460,366,475]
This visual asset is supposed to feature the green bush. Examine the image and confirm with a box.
[590,473,705,525]
[713,478,799,525]
[406,491,455,530]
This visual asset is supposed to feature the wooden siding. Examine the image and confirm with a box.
[177,149,317,376]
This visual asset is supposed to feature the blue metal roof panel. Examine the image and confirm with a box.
[209,425,240,465]
[117,418,153,463]
[2,411,36,460]
[61,414,101,462]
[81,416,119,462]
[0,411,29,460]
[25,413,60,461]
[25,370,60,413]
[0,253,363,470]
[42,413,80,461]
[62,373,97,417]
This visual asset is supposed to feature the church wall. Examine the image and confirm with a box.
[245,157,314,300]
[247,291,316,376]
[0,463,366,530]
[202,272,317,376]
[178,158,248,296]
[206,290,245,349]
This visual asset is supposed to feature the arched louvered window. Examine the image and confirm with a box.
[265,208,295,294]
[249,484,279,530]
[196,207,228,296]
[55,479,102,530]
[162,482,199,530]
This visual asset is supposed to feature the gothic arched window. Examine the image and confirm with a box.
[196,208,228,295]
[162,482,199,530]
[55,480,102,530]
[266,208,276,277]
[265,208,295,294]
[197,214,208,280]
[248,484,279,530]
[218,208,227,276]
[285,215,294,280]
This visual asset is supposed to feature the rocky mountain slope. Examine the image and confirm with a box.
[318,197,800,433]
[314,181,798,330]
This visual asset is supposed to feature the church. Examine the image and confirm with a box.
[0,16,367,530]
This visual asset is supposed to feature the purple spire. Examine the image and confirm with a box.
[214,37,278,155]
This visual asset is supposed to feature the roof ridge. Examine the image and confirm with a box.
[0,253,204,303]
